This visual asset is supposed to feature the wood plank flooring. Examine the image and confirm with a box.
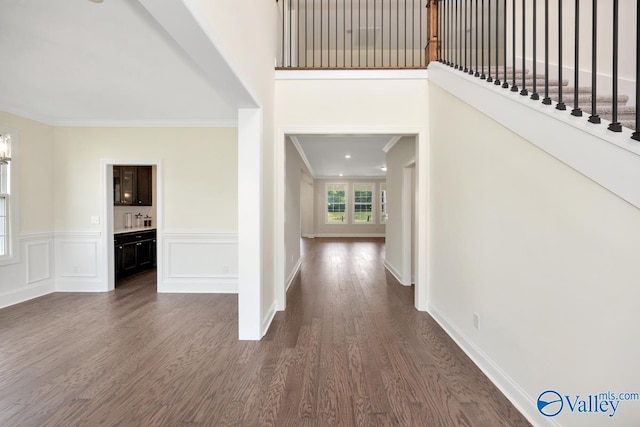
[0,238,530,426]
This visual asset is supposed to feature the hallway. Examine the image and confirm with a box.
[0,238,529,426]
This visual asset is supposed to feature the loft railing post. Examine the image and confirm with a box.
[556,0,566,110]
[571,0,582,116]
[608,0,622,132]
[530,0,539,99]
[588,0,601,123]
[427,0,440,65]
[542,0,552,105]
[633,1,640,140]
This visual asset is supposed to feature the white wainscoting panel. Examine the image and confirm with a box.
[55,232,104,292]
[26,240,51,284]
[0,233,55,309]
[160,232,238,293]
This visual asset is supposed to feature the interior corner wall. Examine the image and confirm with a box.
[384,136,416,283]
[187,0,278,328]
[0,110,55,307]
[428,83,640,426]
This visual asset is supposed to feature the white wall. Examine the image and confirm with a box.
[284,137,311,289]
[428,82,640,426]
[52,126,238,294]
[0,111,55,307]
[314,178,386,237]
[187,0,278,337]
[384,136,416,284]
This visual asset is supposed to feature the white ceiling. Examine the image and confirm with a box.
[293,135,396,178]
[0,0,238,126]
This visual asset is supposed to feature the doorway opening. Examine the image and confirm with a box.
[101,160,163,292]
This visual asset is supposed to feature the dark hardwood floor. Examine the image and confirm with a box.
[0,238,529,426]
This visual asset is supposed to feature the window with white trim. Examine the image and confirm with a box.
[326,183,347,223]
[0,133,11,257]
[380,183,387,224]
[353,183,374,223]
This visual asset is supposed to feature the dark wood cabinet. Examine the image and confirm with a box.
[115,229,156,282]
[113,165,152,206]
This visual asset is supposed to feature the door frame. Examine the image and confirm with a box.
[275,126,429,313]
[100,159,163,291]
[402,161,416,286]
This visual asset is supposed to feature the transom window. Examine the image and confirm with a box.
[353,184,374,223]
[326,183,347,223]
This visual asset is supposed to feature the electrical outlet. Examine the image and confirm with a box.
[91,216,100,224]
[473,313,480,330]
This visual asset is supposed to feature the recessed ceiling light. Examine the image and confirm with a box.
[381,166,387,172]
[339,173,343,177]
[344,154,351,159]
[88,0,104,3]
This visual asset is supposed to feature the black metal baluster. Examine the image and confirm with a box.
[305,0,308,66]
[531,0,539,99]
[520,0,528,95]
[502,0,508,87]
[405,0,408,66]
[296,0,300,67]
[475,0,480,76]
[390,0,393,66]
[289,0,293,66]
[487,0,498,83]
[365,0,369,67]
[556,0,566,110]
[468,0,474,74]
[397,0,400,66]
[608,0,622,131]
[571,0,581,116]
[494,0,500,84]
[359,0,361,67]
[320,0,323,66]
[374,0,376,66]
[464,0,468,72]
[343,0,346,67]
[335,0,338,67]
[633,0,640,140]
[313,0,316,66]
[480,0,486,78]
[511,0,518,91]
[588,0,600,122]
[455,0,459,68]
[281,0,285,66]
[421,0,423,67]
[542,0,552,104]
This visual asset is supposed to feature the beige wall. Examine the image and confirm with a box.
[429,83,640,426]
[52,127,238,232]
[314,178,386,236]
[0,111,55,234]
[384,136,416,281]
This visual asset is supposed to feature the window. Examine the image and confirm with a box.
[353,184,374,223]
[326,183,347,223]
[380,183,387,224]
[0,133,11,257]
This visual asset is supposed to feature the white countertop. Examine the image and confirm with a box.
[114,226,156,235]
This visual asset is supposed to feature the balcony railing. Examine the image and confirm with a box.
[277,0,430,68]
[436,0,639,141]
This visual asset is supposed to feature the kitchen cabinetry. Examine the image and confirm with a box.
[113,166,152,206]
[115,229,156,281]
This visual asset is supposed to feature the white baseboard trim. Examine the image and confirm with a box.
[262,300,277,337]
[384,260,411,286]
[158,278,238,294]
[427,303,559,427]
[286,258,302,292]
[314,233,385,238]
[301,233,315,238]
[56,280,105,293]
[0,281,55,309]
